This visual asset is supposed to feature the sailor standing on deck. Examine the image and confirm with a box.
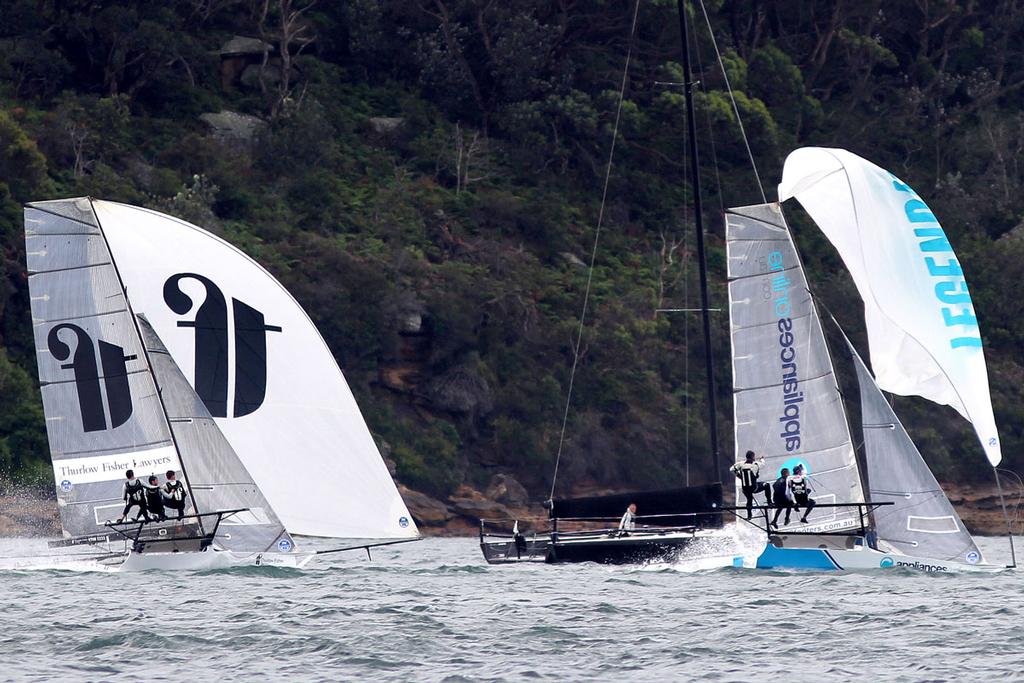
[787,465,816,524]
[618,503,637,533]
[732,451,773,520]
[117,470,150,523]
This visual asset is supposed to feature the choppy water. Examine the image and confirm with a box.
[0,535,1021,682]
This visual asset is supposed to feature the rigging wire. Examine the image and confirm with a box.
[691,20,727,217]
[696,0,766,203]
[548,0,642,501]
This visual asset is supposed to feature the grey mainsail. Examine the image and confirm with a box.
[726,203,864,531]
[139,316,293,553]
[26,198,178,537]
[847,337,982,563]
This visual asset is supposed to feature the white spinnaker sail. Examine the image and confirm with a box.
[779,148,1002,466]
[92,200,416,538]
[726,203,864,532]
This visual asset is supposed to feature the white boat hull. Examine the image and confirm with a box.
[113,548,316,571]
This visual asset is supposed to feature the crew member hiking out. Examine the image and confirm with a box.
[788,465,816,524]
[163,470,189,520]
[117,470,150,523]
[771,468,792,529]
[144,475,166,521]
[732,451,773,520]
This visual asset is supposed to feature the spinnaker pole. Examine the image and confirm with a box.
[676,0,721,482]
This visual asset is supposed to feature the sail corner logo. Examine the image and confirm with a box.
[966,551,980,564]
[399,516,410,528]
[879,556,895,568]
[277,538,293,552]
[59,479,72,492]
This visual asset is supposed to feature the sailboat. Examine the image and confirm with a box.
[722,148,1013,573]
[26,199,307,569]
[480,0,733,565]
[26,196,419,569]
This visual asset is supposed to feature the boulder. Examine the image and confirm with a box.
[425,363,493,415]
[199,110,267,144]
[398,485,452,526]
[449,496,510,521]
[219,36,273,57]
[485,474,529,506]
[560,251,587,268]
[368,117,405,135]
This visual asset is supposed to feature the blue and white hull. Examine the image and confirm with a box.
[736,535,1004,574]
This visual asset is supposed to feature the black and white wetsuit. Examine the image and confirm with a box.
[121,478,150,521]
[163,480,188,519]
[787,475,816,521]
[732,459,773,519]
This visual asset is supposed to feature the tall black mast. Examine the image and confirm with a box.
[676,0,721,483]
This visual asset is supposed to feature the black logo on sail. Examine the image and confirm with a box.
[163,273,281,418]
[48,324,136,432]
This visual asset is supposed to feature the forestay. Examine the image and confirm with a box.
[92,200,416,538]
[779,148,1002,466]
[25,199,181,538]
[726,203,864,532]
[846,335,982,564]
[139,316,294,554]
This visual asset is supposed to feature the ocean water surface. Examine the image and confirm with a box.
[0,535,1020,682]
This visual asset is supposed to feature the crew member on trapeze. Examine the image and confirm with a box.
[731,450,773,519]
[117,469,151,523]
[787,464,816,524]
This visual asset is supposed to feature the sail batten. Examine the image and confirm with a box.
[779,147,1002,466]
[726,203,865,532]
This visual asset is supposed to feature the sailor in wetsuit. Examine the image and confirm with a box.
[163,470,188,520]
[770,468,792,529]
[731,451,773,520]
[787,465,816,524]
[144,475,167,521]
[117,470,150,523]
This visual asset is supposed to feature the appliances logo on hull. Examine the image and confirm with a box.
[879,555,949,572]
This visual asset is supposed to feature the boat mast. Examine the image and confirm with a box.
[676,0,721,482]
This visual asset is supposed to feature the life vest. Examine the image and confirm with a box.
[125,479,144,502]
[789,476,808,496]
[165,480,185,501]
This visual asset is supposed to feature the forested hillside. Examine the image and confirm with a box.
[1,1,1022,505]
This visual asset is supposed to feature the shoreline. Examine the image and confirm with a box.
[1,481,1019,539]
